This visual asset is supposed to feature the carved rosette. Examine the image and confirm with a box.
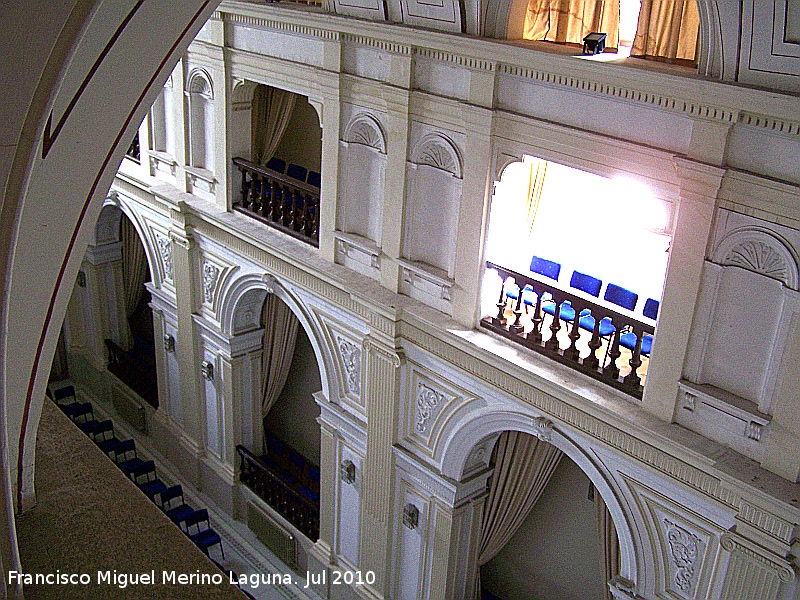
[664,519,700,594]
[337,335,361,395]
[202,261,220,304]
[725,240,789,285]
[156,234,173,281]
[416,382,447,433]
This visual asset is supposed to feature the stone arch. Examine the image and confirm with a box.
[186,68,215,169]
[187,67,214,98]
[437,408,644,596]
[712,227,799,290]
[3,1,219,546]
[219,272,333,401]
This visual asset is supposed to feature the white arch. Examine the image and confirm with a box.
[410,132,463,179]
[437,408,643,594]
[187,67,214,98]
[218,272,333,401]
[343,113,387,153]
[98,192,163,289]
[712,226,799,290]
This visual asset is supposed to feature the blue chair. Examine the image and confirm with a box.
[265,156,286,173]
[63,402,94,424]
[184,509,224,559]
[542,271,602,322]
[158,485,195,525]
[53,385,76,405]
[109,439,146,477]
[578,283,639,337]
[306,170,320,188]
[620,298,660,356]
[529,256,561,281]
[286,163,307,182]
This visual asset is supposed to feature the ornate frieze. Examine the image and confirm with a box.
[663,518,701,594]
[336,335,362,395]
[202,261,220,304]
[156,234,173,280]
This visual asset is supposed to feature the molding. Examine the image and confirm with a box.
[413,47,495,71]
[340,33,412,55]
[222,10,341,42]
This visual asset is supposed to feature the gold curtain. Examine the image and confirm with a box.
[523,0,620,50]
[631,0,700,62]
[596,492,621,600]
[120,216,149,350]
[251,85,298,166]
[525,157,548,238]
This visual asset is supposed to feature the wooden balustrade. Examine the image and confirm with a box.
[126,132,140,162]
[236,445,320,541]
[480,262,655,399]
[233,157,320,247]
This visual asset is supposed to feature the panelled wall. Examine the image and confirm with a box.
[64,1,800,599]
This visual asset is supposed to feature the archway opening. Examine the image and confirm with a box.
[237,293,323,542]
[469,431,620,600]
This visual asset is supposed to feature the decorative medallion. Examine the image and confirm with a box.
[532,416,554,442]
[202,261,220,304]
[337,335,361,395]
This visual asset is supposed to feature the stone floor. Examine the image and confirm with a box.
[15,400,247,599]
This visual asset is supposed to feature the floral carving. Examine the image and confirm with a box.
[202,261,220,304]
[664,519,700,593]
[416,382,446,433]
[337,335,361,395]
[156,235,173,280]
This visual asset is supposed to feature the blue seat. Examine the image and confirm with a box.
[578,283,638,336]
[306,170,320,188]
[529,256,561,281]
[619,298,659,356]
[53,385,76,405]
[184,509,224,559]
[298,485,319,503]
[265,156,286,173]
[307,465,320,485]
[63,401,94,424]
[286,163,307,182]
[542,271,602,322]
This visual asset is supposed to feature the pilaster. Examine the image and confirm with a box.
[315,76,342,263]
[379,88,411,292]
[451,104,493,327]
[641,158,723,422]
[719,532,795,600]
[169,204,204,460]
[358,338,403,598]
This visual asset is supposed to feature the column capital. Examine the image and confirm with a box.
[673,157,726,201]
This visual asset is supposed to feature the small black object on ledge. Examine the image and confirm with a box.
[583,32,607,55]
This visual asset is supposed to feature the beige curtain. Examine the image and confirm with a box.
[251,85,298,166]
[473,431,564,596]
[260,294,300,433]
[523,0,620,49]
[525,158,548,237]
[596,493,621,600]
[631,0,700,62]
[120,216,148,350]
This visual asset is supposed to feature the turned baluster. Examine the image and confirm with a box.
[494,280,507,325]
[271,183,282,223]
[293,195,305,232]
[564,309,582,361]
[623,331,643,390]
[509,292,524,334]
[249,174,261,212]
[604,330,622,380]
[545,298,563,352]
[584,316,603,370]
[528,291,545,345]
[302,196,313,237]
[258,176,270,217]
[239,169,250,209]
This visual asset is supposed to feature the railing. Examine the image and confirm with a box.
[233,157,320,247]
[480,262,655,399]
[236,445,320,541]
[104,338,158,407]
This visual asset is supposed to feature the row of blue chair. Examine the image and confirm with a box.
[528,255,659,356]
[264,156,321,188]
[47,385,224,560]
[263,431,320,506]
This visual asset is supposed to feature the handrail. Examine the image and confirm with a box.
[480,262,655,399]
[236,444,319,541]
[232,157,320,246]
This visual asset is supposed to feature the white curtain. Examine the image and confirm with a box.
[120,216,148,350]
[596,493,621,600]
[251,85,298,166]
[260,294,301,437]
[473,430,564,597]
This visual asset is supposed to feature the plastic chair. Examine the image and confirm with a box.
[265,156,286,173]
[306,170,320,188]
[184,509,225,559]
[542,271,602,322]
[619,299,660,356]
[529,256,561,281]
[286,163,307,182]
[578,283,639,336]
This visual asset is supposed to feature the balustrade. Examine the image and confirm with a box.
[233,157,320,247]
[104,338,158,406]
[480,262,655,399]
[236,445,320,541]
